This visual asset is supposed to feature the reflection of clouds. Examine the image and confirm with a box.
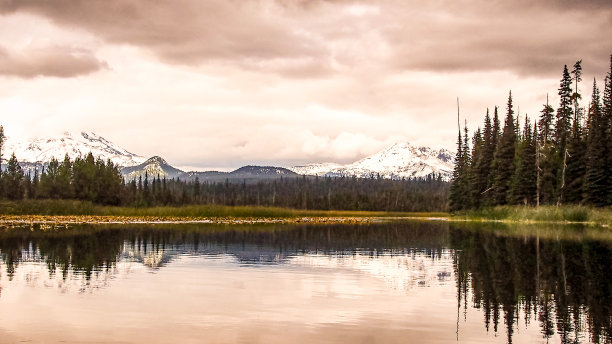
[288,250,454,291]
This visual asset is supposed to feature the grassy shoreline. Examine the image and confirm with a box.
[1,200,610,227]
[451,205,612,227]
[0,200,445,224]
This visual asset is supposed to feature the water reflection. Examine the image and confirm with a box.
[0,222,610,343]
[451,223,612,344]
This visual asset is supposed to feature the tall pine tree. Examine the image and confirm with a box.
[555,65,573,203]
[565,63,586,203]
[511,116,536,205]
[584,80,607,206]
[603,55,612,205]
[491,92,517,205]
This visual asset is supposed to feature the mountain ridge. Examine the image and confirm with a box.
[289,141,454,181]
[5,132,454,182]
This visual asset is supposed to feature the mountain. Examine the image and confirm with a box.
[3,131,145,167]
[120,157,299,183]
[289,142,454,180]
[180,166,299,183]
[5,131,453,182]
[120,156,184,180]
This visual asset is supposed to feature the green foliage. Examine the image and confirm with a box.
[584,80,608,206]
[4,153,24,200]
[454,205,612,225]
[450,54,612,209]
[491,91,517,205]
[510,117,536,205]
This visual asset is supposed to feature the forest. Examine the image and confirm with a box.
[450,55,612,210]
[0,141,449,212]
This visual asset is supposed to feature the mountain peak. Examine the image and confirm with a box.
[144,156,168,165]
[289,141,454,180]
[5,131,146,167]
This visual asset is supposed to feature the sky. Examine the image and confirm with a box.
[0,0,610,171]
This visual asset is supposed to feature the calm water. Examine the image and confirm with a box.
[0,222,610,344]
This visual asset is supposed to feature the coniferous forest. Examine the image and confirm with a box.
[0,141,449,212]
[450,55,612,211]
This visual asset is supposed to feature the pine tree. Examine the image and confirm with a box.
[194,176,201,203]
[449,124,465,211]
[555,65,573,150]
[462,122,472,208]
[0,125,4,197]
[58,154,73,198]
[484,106,501,204]
[584,80,608,206]
[564,62,586,203]
[471,126,487,208]
[538,98,557,204]
[511,116,536,205]
[603,55,612,205]
[555,65,573,204]
[538,96,555,143]
[491,91,517,205]
[4,153,24,200]
[0,125,4,171]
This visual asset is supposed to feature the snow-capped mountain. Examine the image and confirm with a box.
[290,142,454,180]
[4,131,146,167]
[121,156,184,180]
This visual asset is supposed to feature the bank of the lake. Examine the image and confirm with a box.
[451,205,612,227]
[0,200,445,225]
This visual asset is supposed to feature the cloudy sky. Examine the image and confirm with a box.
[0,0,610,170]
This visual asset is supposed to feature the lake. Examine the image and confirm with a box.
[0,221,610,343]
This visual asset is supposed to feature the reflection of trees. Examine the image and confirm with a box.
[1,221,610,343]
[0,222,450,278]
[451,223,612,343]
[0,227,127,280]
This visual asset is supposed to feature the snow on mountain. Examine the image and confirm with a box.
[121,156,184,180]
[4,131,146,167]
[289,142,454,181]
[290,162,344,176]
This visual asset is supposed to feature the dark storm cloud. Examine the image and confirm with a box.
[0,0,327,73]
[0,0,610,77]
[0,44,107,78]
[384,0,612,76]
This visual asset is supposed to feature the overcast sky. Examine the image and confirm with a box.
[0,0,610,170]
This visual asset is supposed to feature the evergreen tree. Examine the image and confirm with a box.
[555,65,573,150]
[564,62,586,203]
[538,97,555,143]
[474,110,495,205]
[194,177,201,203]
[484,107,501,204]
[511,116,537,205]
[0,125,4,197]
[555,65,573,203]
[4,153,24,200]
[538,98,557,204]
[491,91,517,205]
[462,122,472,208]
[584,80,608,206]
[603,55,612,205]
[72,153,97,202]
[32,168,39,199]
[449,124,465,211]
[470,126,486,208]
[564,117,586,203]
[58,154,73,198]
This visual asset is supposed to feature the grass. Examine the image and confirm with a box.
[0,199,446,219]
[453,205,612,227]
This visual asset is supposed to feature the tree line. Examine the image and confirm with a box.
[450,55,612,210]
[0,131,449,211]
